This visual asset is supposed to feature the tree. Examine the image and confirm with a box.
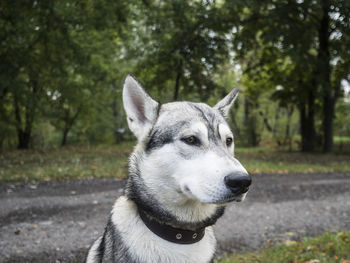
[127,0,229,102]
[220,0,350,152]
[316,0,350,152]
[0,0,131,148]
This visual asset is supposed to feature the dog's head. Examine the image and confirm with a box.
[123,75,251,208]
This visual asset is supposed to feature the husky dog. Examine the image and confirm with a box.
[86,75,251,263]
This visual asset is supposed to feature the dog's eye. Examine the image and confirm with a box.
[182,136,199,146]
[226,137,233,146]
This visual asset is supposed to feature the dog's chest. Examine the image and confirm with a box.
[111,197,216,263]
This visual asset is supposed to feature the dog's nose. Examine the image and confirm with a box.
[224,173,252,194]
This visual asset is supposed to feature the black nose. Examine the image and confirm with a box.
[224,173,252,194]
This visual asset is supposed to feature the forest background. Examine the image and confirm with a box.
[1,0,350,154]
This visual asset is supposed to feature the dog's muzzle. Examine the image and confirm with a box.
[224,172,252,195]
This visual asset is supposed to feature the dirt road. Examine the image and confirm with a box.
[1,173,350,262]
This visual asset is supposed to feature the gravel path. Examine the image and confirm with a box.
[1,172,350,262]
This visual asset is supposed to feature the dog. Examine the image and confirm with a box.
[86,75,251,263]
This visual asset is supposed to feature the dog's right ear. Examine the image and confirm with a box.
[123,75,159,139]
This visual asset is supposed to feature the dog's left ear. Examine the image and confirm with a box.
[214,88,239,119]
[123,75,159,139]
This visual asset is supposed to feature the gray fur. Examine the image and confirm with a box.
[214,88,239,118]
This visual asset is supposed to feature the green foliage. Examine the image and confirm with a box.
[219,0,350,151]
[335,98,350,137]
[129,0,229,101]
[0,0,131,149]
[0,0,349,152]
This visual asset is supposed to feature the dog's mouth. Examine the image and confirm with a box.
[181,184,249,205]
[210,192,247,205]
[196,191,249,205]
[210,186,250,204]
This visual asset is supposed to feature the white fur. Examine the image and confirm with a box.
[140,122,247,204]
[111,196,216,263]
[137,122,248,224]
[138,144,219,222]
[86,237,102,263]
[177,152,247,202]
[214,88,239,118]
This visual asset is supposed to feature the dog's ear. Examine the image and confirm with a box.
[214,88,239,119]
[123,75,159,139]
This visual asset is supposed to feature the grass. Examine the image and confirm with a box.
[215,231,350,263]
[0,143,133,185]
[0,142,349,185]
[236,146,350,174]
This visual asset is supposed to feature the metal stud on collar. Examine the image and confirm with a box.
[176,233,182,239]
[192,233,198,239]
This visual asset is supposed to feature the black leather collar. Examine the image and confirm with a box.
[139,209,206,245]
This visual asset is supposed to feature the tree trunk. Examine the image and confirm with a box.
[323,94,334,152]
[17,130,31,149]
[318,0,333,153]
[230,110,240,138]
[283,106,294,151]
[61,128,69,146]
[173,59,182,101]
[111,99,124,144]
[13,78,39,149]
[60,108,81,146]
[244,97,259,147]
[14,96,32,149]
[173,72,181,101]
[299,89,316,152]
